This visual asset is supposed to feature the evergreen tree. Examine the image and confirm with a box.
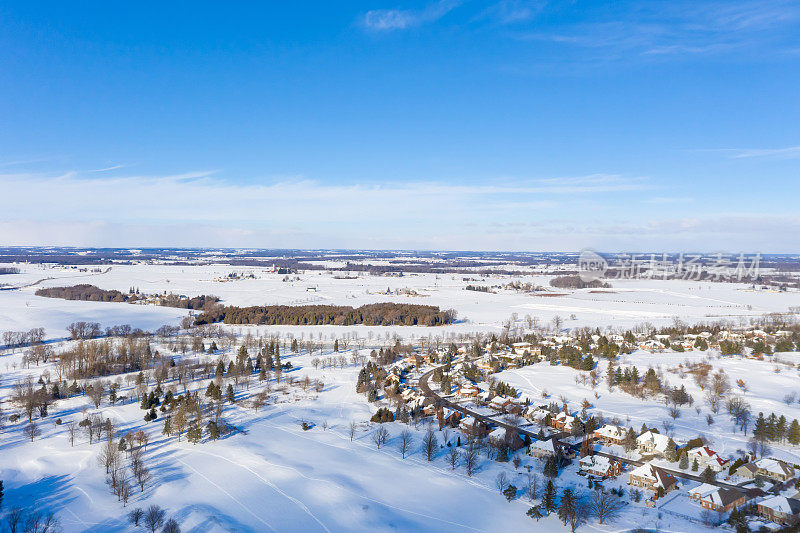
[691,458,699,471]
[163,416,172,437]
[542,480,557,514]
[544,456,559,478]
[665,439,677,462]
[334,339,339,352]
[558,488,575,525]
[700,466,716,483]
[227,384,236,403]
[788,419,800,445]
[186,424,202,444]
[207,421,220,440]
[259,365,267,382]
[0,479,4,510]
[679,453,689,469]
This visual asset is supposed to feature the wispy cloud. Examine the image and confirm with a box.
[727,145,800,159]
[516,0,800,60]
[481,0,547,25]
[88,164,125,173]
[362,0,461,31]
[0,170,651,248]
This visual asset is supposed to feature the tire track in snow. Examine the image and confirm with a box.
[256,420,490,532]
[179,449,330,533]
[175,456,279,533]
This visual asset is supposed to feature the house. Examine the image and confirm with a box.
[755,458,796,482]
[489,396,515,413]
[628,463,677,494]
[734,462,759,479]
[757,496,800,526]
[459,416,489,438]
[457,384,479,399]
[687,446,729,472]
[528,438,562,458]
[687,483,718,501]
[511,342,532,355]
[593,424,626,445]
[552,412,577,431]
[487,427,525,451]
[436,407,460,428]
[579,455,624,478]
[697,487,746,512]
[636,430,674,457]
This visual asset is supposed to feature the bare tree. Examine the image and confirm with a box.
[446,447,460,470]
[65,421,77,446]
[590,490,624,524]
[98,438,121,474]
[422,429,438,461]
[348,421,357,441]
[495,471,509,493]
[128,508,144,527]
[463,445,479,476]
[372,426,389,449]
[143,505,166,533]
[398,429,414,459]
[525,469,540,502]
[162,518,180,533]
[23,421,41,442]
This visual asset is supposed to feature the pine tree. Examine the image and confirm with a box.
[227,384,236,403]
[259,365,266,382]
[558,488,575,525]
[207,421,220,440]
[679,453,689,469]
[544,456,558,478]
[665,439,677,462]
[0,479,4,510]
[788,419,800,446]
[542,480,557,513]
[691,458,699,471]
[334,339,339,352]
[753,412,767,440]
[701,466,715,483]
[163,416,172,437]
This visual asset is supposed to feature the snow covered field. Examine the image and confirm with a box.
[1,342,715,533]
[2,262,798,342]
[2,261,800,532]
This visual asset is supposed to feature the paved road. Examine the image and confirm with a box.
[416,359,761,495]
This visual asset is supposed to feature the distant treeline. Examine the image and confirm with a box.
[0,267,20,274]
[35,284,219,310]
[195,303,457,326]
[549,275,611,289]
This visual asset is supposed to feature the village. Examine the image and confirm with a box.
[381,320,800,531]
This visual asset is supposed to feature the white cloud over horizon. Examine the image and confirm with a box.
[0,170,796,252]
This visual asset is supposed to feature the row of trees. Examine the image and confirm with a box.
[195,303,457,327]
[36,284,219,311]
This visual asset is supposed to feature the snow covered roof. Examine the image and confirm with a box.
[755,458,795,477]
[687,483,718,499]
[636,430,673,452]
[530,439,559,454]
[630,463,677,489]
[759,496,800,515]
[579,455,616,474]
[703,487,744,508]
[595,424,625,439]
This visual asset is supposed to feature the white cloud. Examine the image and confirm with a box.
[728,145,800,159]
[363,0,461,31]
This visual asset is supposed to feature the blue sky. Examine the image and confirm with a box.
[1,1,799,251]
